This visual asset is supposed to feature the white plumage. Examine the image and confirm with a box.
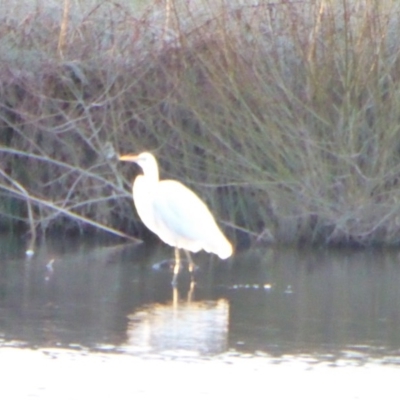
[119,152,232,283]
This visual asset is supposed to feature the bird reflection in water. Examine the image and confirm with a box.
[124,286,229,355]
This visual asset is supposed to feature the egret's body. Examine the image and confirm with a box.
[119,152,232,284]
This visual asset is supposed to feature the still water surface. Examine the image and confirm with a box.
[0,235,399,397]
[1,235,400,361]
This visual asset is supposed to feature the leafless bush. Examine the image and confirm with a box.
[2,0,400,247]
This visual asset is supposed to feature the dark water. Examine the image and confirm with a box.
[1,234,400,364]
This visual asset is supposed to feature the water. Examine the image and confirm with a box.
[0,235,399,398]
[229,248,400,362]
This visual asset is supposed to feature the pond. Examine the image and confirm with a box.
[0,234,399,398]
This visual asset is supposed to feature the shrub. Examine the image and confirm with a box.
[1,0,400,246]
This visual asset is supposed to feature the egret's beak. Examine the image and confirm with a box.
[119,154,140,162]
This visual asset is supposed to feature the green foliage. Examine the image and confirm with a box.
[1,0,400,245]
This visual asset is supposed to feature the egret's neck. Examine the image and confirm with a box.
[142,160,159,184]
[144,169,159,183]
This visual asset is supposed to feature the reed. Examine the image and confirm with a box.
[1,0,400,246]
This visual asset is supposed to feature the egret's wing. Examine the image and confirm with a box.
[152,180,232,258]
[153,180,217,238]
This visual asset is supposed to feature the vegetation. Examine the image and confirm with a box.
[1,0,400,247]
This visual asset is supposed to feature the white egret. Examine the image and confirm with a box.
[119,152,233,285]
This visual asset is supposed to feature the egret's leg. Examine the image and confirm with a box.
[187,279,195,302]
[172,247,181,286]
[172,286,179,309]
[184,250,195,286]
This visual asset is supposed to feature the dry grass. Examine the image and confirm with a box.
[1,0,400,247]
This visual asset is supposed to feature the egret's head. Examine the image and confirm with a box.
[119,152,159,180]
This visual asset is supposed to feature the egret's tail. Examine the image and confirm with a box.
[216,238,233,259]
